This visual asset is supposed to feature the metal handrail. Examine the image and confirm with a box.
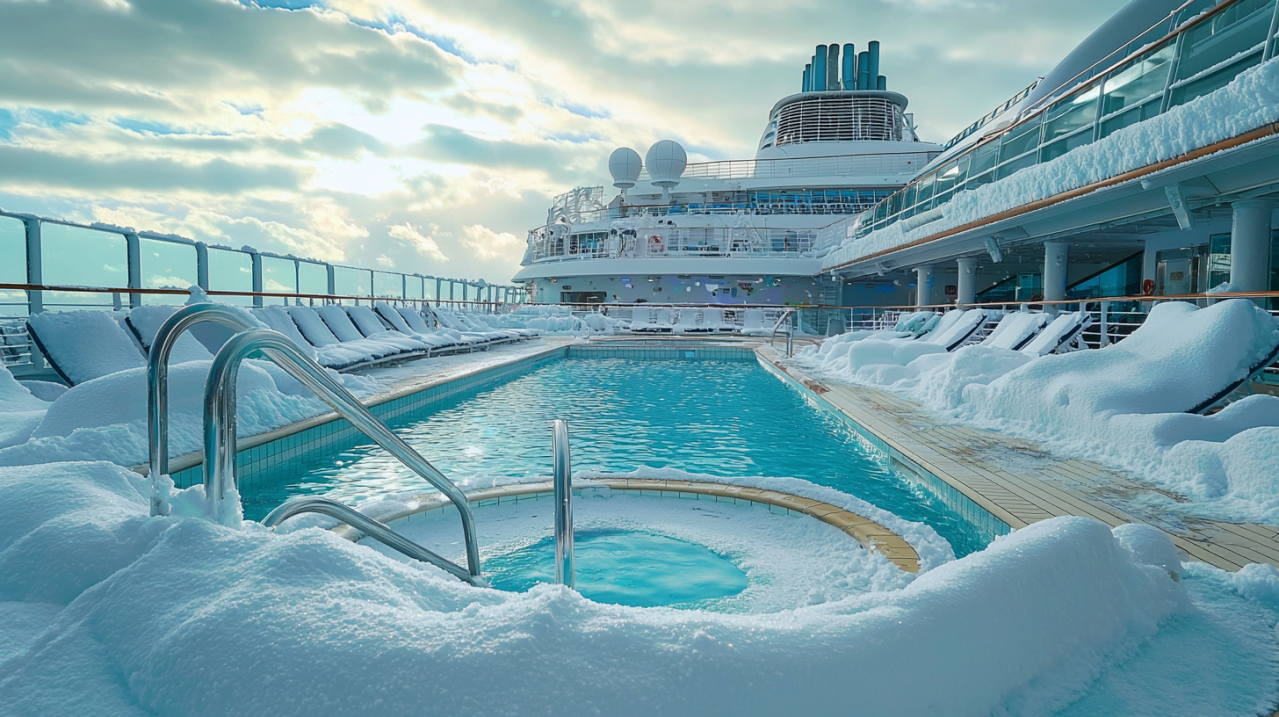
[203,329,482,580]
[148,303,258,516]
[552,419,573,587]
[769,309,795,357]
[262,496,480,585]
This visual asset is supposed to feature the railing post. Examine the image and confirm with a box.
[21,216,42,317]
[125,231,142,308]
[1099,300,1111,347]
[195,242,210,291]
[552,419,573,588]
[250,250,264,308]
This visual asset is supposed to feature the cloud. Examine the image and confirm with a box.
[460,223,522,260]
[388,222,449,262]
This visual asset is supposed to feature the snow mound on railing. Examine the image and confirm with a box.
[4,459,1277,716]
[825,58,1279,269]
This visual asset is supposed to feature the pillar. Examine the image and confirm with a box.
[1230,199,1274,293]
[956,257,978,306]
[1042,242,1069,302]
[914,265,934,307]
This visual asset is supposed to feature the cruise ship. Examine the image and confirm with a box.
[514,41,946,307]
[3,0,1279,714]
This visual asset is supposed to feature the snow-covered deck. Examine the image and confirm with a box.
[762,345,1279,573]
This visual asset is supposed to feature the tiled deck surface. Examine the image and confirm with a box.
[760,347,1279,573]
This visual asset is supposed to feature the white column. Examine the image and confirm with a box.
[915,265,935,307]
[956,257,978,305]
[1043,242,1070,302]
[1230,199,1274,292]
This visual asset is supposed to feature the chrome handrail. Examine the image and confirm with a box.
[552,419,573,587]
[203,329,482,581]
[262,496,480,585]
[769,308,795,357]
[148,302,258,516]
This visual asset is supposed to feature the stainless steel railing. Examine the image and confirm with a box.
[262,496,480,585]
[203,329,482,581]
[552,419,573,587]
[769,309,795,357]
[148,302,259,516]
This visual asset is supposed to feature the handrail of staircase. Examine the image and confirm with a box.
[769,308,795,357]
[552,419,573,587]
[203,329,482,582]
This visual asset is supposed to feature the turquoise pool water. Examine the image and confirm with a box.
[245,356,991,556]
[484,529,749,608]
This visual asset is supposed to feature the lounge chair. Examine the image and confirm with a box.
[342,305,447,355]
[1020,311,1092,357]
[702,308,735,333]
[371,303,470,355]
[426,308,505,345]
[287,305,416,367]
[916,309,988,351]
[26,310,145,386]
[123,305,218,363]
[980,312,1050,351]
[397,306,488,352]
[1189,339,1279,414]
[740,308,769,336]
[676,308,711,333]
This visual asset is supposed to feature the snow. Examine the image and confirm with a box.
[122,306,213,363]
[1,459,1275,715]
[25,310,145,386]
[824,58,1279,268]
[0,364,49,450]
[799,300,1279,523]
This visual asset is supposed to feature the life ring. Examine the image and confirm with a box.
[1142,278,1155,296]
[648,235,664,253]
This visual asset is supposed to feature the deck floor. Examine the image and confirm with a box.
[762,349,1279,572]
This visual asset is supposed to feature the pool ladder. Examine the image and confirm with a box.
[552,419,573,588]
[769,308,795,357]
[145,303,484,585]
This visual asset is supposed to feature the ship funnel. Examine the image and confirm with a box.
[813,45,827,92]
[857,51,870,89]
[802,64,811,92]
[842,44,856,90]
[826,44,839,90]
[867,41,881,86]
[877,76,887,91]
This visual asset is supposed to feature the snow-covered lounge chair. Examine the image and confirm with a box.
[251,306,372,372]
[123,305,219,363]
[1189,337,1279,414]
[341,305,450,356]
[630,307,670,333]
[26,310,146,386]
[702,308,735,333]
[1020,311,1092,357]
[676,308,711,333]
[979,312,1051,351]
[401,306,489,352]
[427,308,505,345]
[450,309,525,341]
[740,308,769,336]
[466,310,537,339]
[287,305,415,368]
[915,309,988,351]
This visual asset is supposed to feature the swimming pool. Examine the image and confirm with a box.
[244,354,991,556]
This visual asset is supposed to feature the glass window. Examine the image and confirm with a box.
[406,276,424,301]
[1040,127,1097,163]
[0,216,26,316]
[1100,43,1175,117]
[997,151,1037,180]
[1169,52,1263,108]
[424,278,436,301]
[914,173,936,208]
[932,161,963,206]
[139,237,197,305]
[206,247,253,305]
[1099,96,1164,139]
[1043,85,1100,142]
[1208,232,1232,289]
[997,116,1042,164]
[374,271,403,298]
[333,266,371,297]
[298,261,328,297]
[41,223,128,307]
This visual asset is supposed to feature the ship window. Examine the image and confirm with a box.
[1173,0,1272,85]
[914,173,936,208]
[1042,85,1099,143]
[997,116,1042,164]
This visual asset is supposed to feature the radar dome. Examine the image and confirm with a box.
[608,147,642,189]
[645,140,687,188]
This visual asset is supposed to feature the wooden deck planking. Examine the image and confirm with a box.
[762,349,1279,573]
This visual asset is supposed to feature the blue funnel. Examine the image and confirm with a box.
[842,44,856,90]
[813,45,827,93]
[857,51,870,90]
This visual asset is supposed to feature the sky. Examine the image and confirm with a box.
[0,0,1128,286]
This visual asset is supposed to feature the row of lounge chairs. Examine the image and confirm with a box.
[25,302,537,386]
[872,308,1092,357]
[629,307,776,335]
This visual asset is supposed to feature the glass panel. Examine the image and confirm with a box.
[1208,232,1232,289]
[206,248,253,305]
[914,173,936,207]
[0,216,25,315]
[1175,0,1273,83]
[1043,86,1100,142]
[1039,126,1096,163]
[260,256,297,308]
[1100,43,1175,117]
[424,278,436,301]
[373,271,403,298]
[138,237,197,305]
[998,116,1042,164]
[42,224,128,307]
[1065,253,1143,299]
[1169,52,1263,108]
[969,141,1000,177]
[405,276,423,301]
[933,161,961,197]
[997,152,1037,180]
[1099,97,1164,139]
[298,261,328,297]
[333,266,371,297]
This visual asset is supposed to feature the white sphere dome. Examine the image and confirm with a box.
[645,140,687,188]
[608,147,642,189]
